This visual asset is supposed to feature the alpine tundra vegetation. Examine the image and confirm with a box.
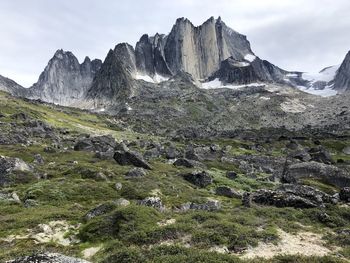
[0,4,350,263]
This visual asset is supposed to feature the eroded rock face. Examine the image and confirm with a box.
[6,253,91,263]
[28,50,102,106]
[164,17,253,79]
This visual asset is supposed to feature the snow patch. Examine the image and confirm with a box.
[201,78,265,90]
[286,73,298,78]
[234,61,250,67]
[302,65,339,83]
[135,72,169,83]
[244,54,256,62]
[135,73,155,83]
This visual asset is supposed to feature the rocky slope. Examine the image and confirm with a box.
[0,90,350,262]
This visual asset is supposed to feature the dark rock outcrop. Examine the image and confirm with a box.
[216,186,242,198]
[74,135,116,153]
[125,167,147,177]
[182,171,212,188]
[340,187,350,202]
[283,161,350,188]
[114,150,152,170]
[244,184,337,208]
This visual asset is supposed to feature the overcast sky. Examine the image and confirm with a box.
[1,0,350,87]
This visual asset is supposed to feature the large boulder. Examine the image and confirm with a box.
[83,203,116,221]
[138,197,165,211]
[114,150,152,170]
[6,253,91,263]
[182,171,213,188]
[173,158,203,168]
[340,187,350,202]
[343,146,350,155]
[0,156,33,187]
[308,146,334,164]
[74,135,116,153]
[243,184,337,209]
[283,161,350,188]
[125,167,147,177]
[216,186,242,198]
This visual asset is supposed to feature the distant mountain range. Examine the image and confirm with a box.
[0,16,349,137]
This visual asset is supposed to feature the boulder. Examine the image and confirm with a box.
[84,203,116,221]
[138,197,165,211]
[340,187,350,202]
[342,146,350,155]
[0,156,33,186]
[114,150,152,170]
[308,146,334,164]
[125,167,147,177]
[182,171,213,188]
[243,184,337,209]
[0,191,21,203]
[33,154,44,165]
[74,135,116,153]
[289,149,311,162]
[173,158,202,168]
[283,161,350,188]
[6,252,91,263]
[115,198,130,207]
[226,171,238,180]
[115,182,123,191]
[216,186,242,198]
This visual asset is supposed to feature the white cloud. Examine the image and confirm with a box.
[0,0,349,86]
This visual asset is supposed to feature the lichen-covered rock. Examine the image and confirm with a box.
[0,156,33,186]
[244,184,337,209]
[125,167,147,177]
[138,197,165,211]
[6,252,91,263]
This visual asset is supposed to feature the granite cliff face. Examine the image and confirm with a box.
[163,17,253,79]
[333,51,350,93]
[86,43,138,108]
[28,49,102,106]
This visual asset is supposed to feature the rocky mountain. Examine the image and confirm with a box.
[27,49,102,106]
[333,51,350,93]
[0,74,27,96]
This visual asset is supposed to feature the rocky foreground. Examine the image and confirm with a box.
[0,91,349,263]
